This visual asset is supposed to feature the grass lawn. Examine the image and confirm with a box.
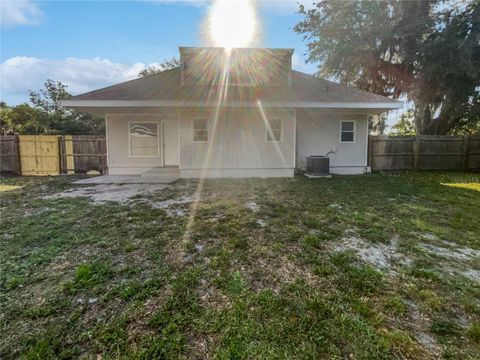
[1,172,479,359]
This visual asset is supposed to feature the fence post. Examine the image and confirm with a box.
[15,134,22,175]
[413,136,420,170]
[368,135,373,168]
[65,135,75,174]
[463,134,469,172]
[58,136,66,174]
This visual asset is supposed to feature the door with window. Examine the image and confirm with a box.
[162,120,179,166]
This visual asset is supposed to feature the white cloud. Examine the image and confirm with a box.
[0,56,161,103]
[0,0,43,27]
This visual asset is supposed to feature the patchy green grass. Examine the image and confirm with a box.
[1,172,479,359]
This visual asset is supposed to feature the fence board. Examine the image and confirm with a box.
[369,135,480,172]
[467,136,480,171]
[0,135,20,173]
[19,135,60,176]
[60,135,107,174]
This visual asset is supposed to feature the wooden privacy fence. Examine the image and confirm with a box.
[59,136,107,175]
[2,134,479,175]
[369,135,480,171]
[0,135,107,176]
[0,135,21,173]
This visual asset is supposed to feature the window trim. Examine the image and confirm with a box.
[192,118,209,143]
[128,121,160,158]
[339,120,356,144]
[265,117,283,143]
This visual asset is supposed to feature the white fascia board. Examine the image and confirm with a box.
[61,100,403,109]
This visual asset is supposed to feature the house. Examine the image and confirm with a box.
[62,47,402,178]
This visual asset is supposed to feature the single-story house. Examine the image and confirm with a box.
[62,47,402,178]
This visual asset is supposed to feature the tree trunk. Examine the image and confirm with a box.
[414,102,437,135]
[414,98,461,135]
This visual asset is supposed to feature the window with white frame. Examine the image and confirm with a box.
[265,118,282,142]
[193,118,209,142]
[340,120,355,143]
[129,122,159,157]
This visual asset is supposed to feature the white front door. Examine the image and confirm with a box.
[162,120,179,166]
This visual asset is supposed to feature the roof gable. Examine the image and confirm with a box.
[179,47,293,86]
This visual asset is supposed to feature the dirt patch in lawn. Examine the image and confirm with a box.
[144,195,196,217]
[245,201,259,212]
[403,300,443,356]
[459,269,480,283]
[420,240,480,262]
[44,183,167,203]
[333,232,412,274]
[245,201,268,227]
[333,231,479,282]
[418,234,480,283]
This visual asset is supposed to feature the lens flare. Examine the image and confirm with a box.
[208,0,256,48]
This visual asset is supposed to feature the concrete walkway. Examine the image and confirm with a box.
[72,175,178,185]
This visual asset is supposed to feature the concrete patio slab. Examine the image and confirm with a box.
[71,175,178,185]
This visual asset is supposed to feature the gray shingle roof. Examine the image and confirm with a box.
[69,67,399,106]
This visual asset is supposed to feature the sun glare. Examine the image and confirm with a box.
[208,0,256,48]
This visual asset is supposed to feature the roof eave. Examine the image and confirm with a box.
[61,100,403,110]
[179,46,294,55]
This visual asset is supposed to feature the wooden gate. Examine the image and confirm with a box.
[18,135,60,176]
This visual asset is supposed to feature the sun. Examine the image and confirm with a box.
[208,0,257,48]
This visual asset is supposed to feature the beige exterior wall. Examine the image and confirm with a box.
[296,110,369,174]
[105,108,370,177]
[178,107,296,177]
[105,108,296,177]
[106,114,177,175]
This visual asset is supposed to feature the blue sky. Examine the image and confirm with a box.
[1,0,318,105]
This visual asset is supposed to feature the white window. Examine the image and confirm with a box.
[193,118,208,142]
[340,120,355,143]
[265,118,282,142]
[129,122,159,157]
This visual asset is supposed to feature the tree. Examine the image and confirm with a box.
[0,102,43,135]
[29,79,70,134]
[369,114,387,135]
[29,79,104,135]
[389,110,416,136]
[138,57,180,77]
[294,0,480,135]
[0,80,104,135]
[0,102,14,135]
